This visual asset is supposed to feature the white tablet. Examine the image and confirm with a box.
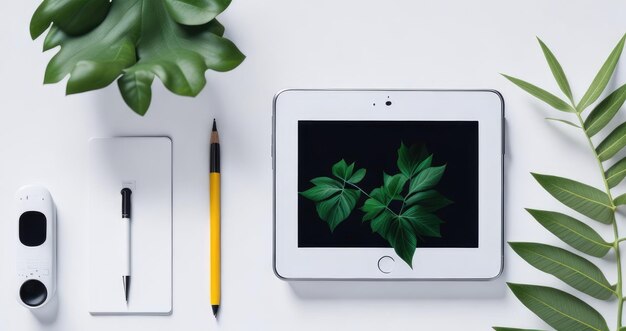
[273,89,504,280]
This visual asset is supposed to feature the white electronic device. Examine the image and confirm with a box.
[273,89,504,280]
[15,185,57,308]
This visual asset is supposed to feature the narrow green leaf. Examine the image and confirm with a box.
[300,177,342,202]
[397,143,428,178]
[310,177,340,187]
[345,163,355,180]
[614,193,626,206]
[361,192,387,221]
[301,172,364,232]
[383,173,408,199]
[331,159,349,180]
[606,157,626,188]
[510,242,614,300]
[502,74,576,112]
[348,168,366,184]
[508,283,609,331]
[584,84,626,137]
[315,189,360,232]
[370,210,393,235]
[404,190,452,212]
[578,34,626,111]
[546,117,581,128]
[532,173,613,224]
[596,122,626,161]
[493,328,547,331]
[401,206,443,238]
[415,155,433,175]
[409,165,446,195]
[538,37,573,102]
[386,217,418,268]
[526,209,611,257]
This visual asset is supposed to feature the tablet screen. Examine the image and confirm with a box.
[298,120,479,249]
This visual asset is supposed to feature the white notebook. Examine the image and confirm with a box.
[88,137,172,315]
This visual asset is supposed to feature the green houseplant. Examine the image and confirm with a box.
[494,35,626,331]
[30,0,245,116]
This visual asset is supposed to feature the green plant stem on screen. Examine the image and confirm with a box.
[494,34,626,331]
[344,181,400,217]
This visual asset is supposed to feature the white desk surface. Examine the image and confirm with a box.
[2,1,626,330]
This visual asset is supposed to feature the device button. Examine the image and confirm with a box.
[377,256,395,274]
[20,279,47,307]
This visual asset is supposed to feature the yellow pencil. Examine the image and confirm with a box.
[210,119,221,317]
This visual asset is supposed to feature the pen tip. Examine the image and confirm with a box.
[212,305,220,316]
[123,276,130,303]
[212,119,217,132]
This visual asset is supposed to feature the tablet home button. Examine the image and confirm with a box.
[377,256,395,274]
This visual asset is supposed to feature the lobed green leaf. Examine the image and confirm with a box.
[508,283,609,331]
[33,0,245,115]
[164,0,231,25]
[532,173,614,224]
[118,70,155,116]
[30,0,111,39]
[66,39,136,94]
[510,242,614,300]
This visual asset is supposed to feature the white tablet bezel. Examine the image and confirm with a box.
[273,89,504,280]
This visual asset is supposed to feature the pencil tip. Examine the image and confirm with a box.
[212,119,217,132]
[212,305,219,316]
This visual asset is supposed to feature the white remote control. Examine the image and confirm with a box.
[15,185,56,308]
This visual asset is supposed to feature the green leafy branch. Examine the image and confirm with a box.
[494,34,626,331]
[30,0,245,116]
[300,143,451,268]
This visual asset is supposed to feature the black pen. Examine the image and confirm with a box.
[121,188,132,303]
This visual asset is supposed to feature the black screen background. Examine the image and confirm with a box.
[298,121,479,248]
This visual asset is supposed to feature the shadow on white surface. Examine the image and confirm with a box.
[31,294,59,325]
[288,278,507,300]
